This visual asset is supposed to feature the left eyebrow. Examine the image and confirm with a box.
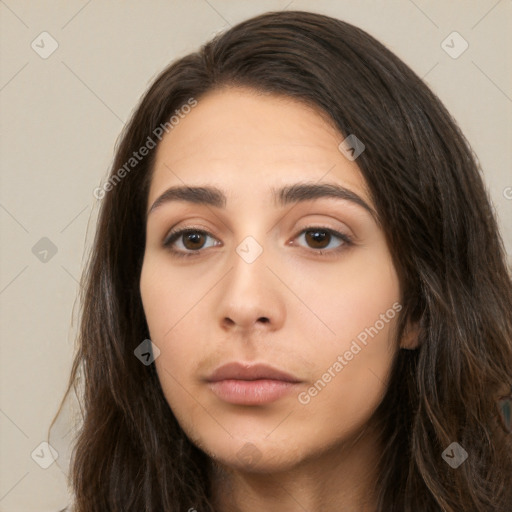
[146,182,378,221]
[274,182,376,219]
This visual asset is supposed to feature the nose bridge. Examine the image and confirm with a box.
[226,207,270,278]
[215,228,285,331]
[226,232,269,307]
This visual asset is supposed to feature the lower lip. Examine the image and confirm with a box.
[207,379,298,405]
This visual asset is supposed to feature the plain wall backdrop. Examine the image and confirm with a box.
[1,1,511,510]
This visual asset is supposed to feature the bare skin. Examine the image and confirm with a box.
[140,87,418,511]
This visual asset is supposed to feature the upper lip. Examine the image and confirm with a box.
[205,362,301,383]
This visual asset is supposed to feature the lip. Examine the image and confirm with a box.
[205,362,301,405]
[206,362,301,383]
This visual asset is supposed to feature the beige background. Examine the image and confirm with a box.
[0,1,511,510]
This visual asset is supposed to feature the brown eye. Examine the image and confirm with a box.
[181,231,207,250]
[296,227,351,253]
[304,229,332,249]
[163,228,219,257]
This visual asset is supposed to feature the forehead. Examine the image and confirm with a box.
[148,87,370,207]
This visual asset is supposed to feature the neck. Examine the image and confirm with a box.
[209,424,381,512]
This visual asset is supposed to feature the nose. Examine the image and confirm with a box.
[215,242,286,334]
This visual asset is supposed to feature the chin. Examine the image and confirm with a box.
[190,432,310,474]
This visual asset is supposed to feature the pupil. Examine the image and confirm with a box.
[185,232,204,249]
[307,230,329,248]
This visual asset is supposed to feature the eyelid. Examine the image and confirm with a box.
[163,224,212,245]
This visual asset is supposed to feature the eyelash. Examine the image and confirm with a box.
[162,225,353,259]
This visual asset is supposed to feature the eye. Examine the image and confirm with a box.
[162,225,353,258]
[163,227,219,258]
[293,226,353,256]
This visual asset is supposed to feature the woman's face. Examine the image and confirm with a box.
[140,87,403,472]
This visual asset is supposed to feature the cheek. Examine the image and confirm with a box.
[287,247,400,420]
[140,258,203,399]
[284,244,401,347]
[291,315,397,426]
[300,318,397,413]
[140,254,213,341]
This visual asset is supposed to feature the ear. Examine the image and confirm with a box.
[400,321,420,350]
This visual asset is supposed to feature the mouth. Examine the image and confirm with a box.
[205,362,302,405]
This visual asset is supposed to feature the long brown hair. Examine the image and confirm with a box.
[51,10,512,511]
